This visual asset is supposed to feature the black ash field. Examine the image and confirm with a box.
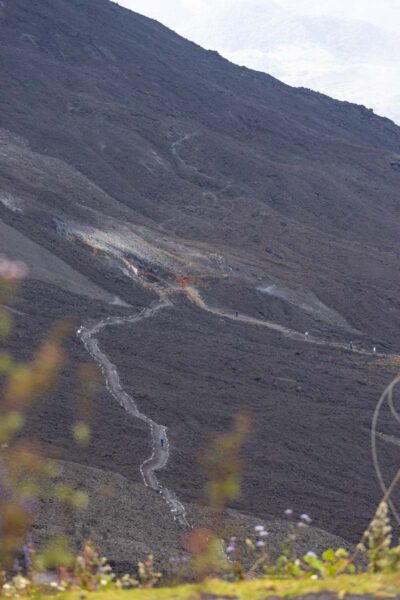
[1,0,400,564]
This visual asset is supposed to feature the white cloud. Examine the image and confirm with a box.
[116,0,400,123]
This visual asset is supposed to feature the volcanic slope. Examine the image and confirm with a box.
[1,0,400,551]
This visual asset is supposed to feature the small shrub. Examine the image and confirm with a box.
[137,554,161,588]
[357,501,400,573]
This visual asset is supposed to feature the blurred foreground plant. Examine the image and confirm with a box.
[0,257,86,574]
[0,257,66,569]
[184,412,250,580]
[200,412,250,517]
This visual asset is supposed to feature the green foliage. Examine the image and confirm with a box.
[199,412,250,515]
[41,537,74,570]
[357,501,400,573]
[72,422,91,447]
[226,527,355,583]
[72,541,115,591]
[6,572,400,599]
[184,413,250,581]
[137,555,161,588]
[0,264,67,569]
[1,574,34,598]
[303,547,355,578]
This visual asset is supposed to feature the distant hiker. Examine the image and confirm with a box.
[235,311,238,318]
[373,346,377,354]
[305,331,309,338]
[349,341,354,351]
[161,438,165,448]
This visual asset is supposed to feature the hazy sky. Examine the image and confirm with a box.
[116,0,400,123]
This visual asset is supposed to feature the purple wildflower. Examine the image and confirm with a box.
[23,545,32,572]
[300,513,312,524]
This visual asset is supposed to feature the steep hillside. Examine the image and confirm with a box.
[1,0,400,558]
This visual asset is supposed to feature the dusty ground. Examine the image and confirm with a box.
[1,0,400,560]
[7,280,400,548]
[32,459,348,572]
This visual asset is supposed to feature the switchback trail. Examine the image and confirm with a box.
[77,297,189,527]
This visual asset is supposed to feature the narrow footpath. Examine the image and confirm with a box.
[77,298,189,527]
[77,275,399,528]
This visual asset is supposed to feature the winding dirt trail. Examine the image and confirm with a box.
[185,286,397,358]
[188,284,400,524]
[76,260,398,531]
[77,297,189,527]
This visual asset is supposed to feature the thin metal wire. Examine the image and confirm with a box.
[388,382,400,426]
[371,375,400,526]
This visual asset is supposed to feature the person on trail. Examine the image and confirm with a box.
[305,331,309,338]
[349,341,354,351]
[235,311,238,318]
[161,438,165,448]
[373,346,376,354]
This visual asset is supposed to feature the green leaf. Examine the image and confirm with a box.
[335,547,349,558]
[322,548,336,562]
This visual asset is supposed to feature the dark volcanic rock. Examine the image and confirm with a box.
[1,0,400,554]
